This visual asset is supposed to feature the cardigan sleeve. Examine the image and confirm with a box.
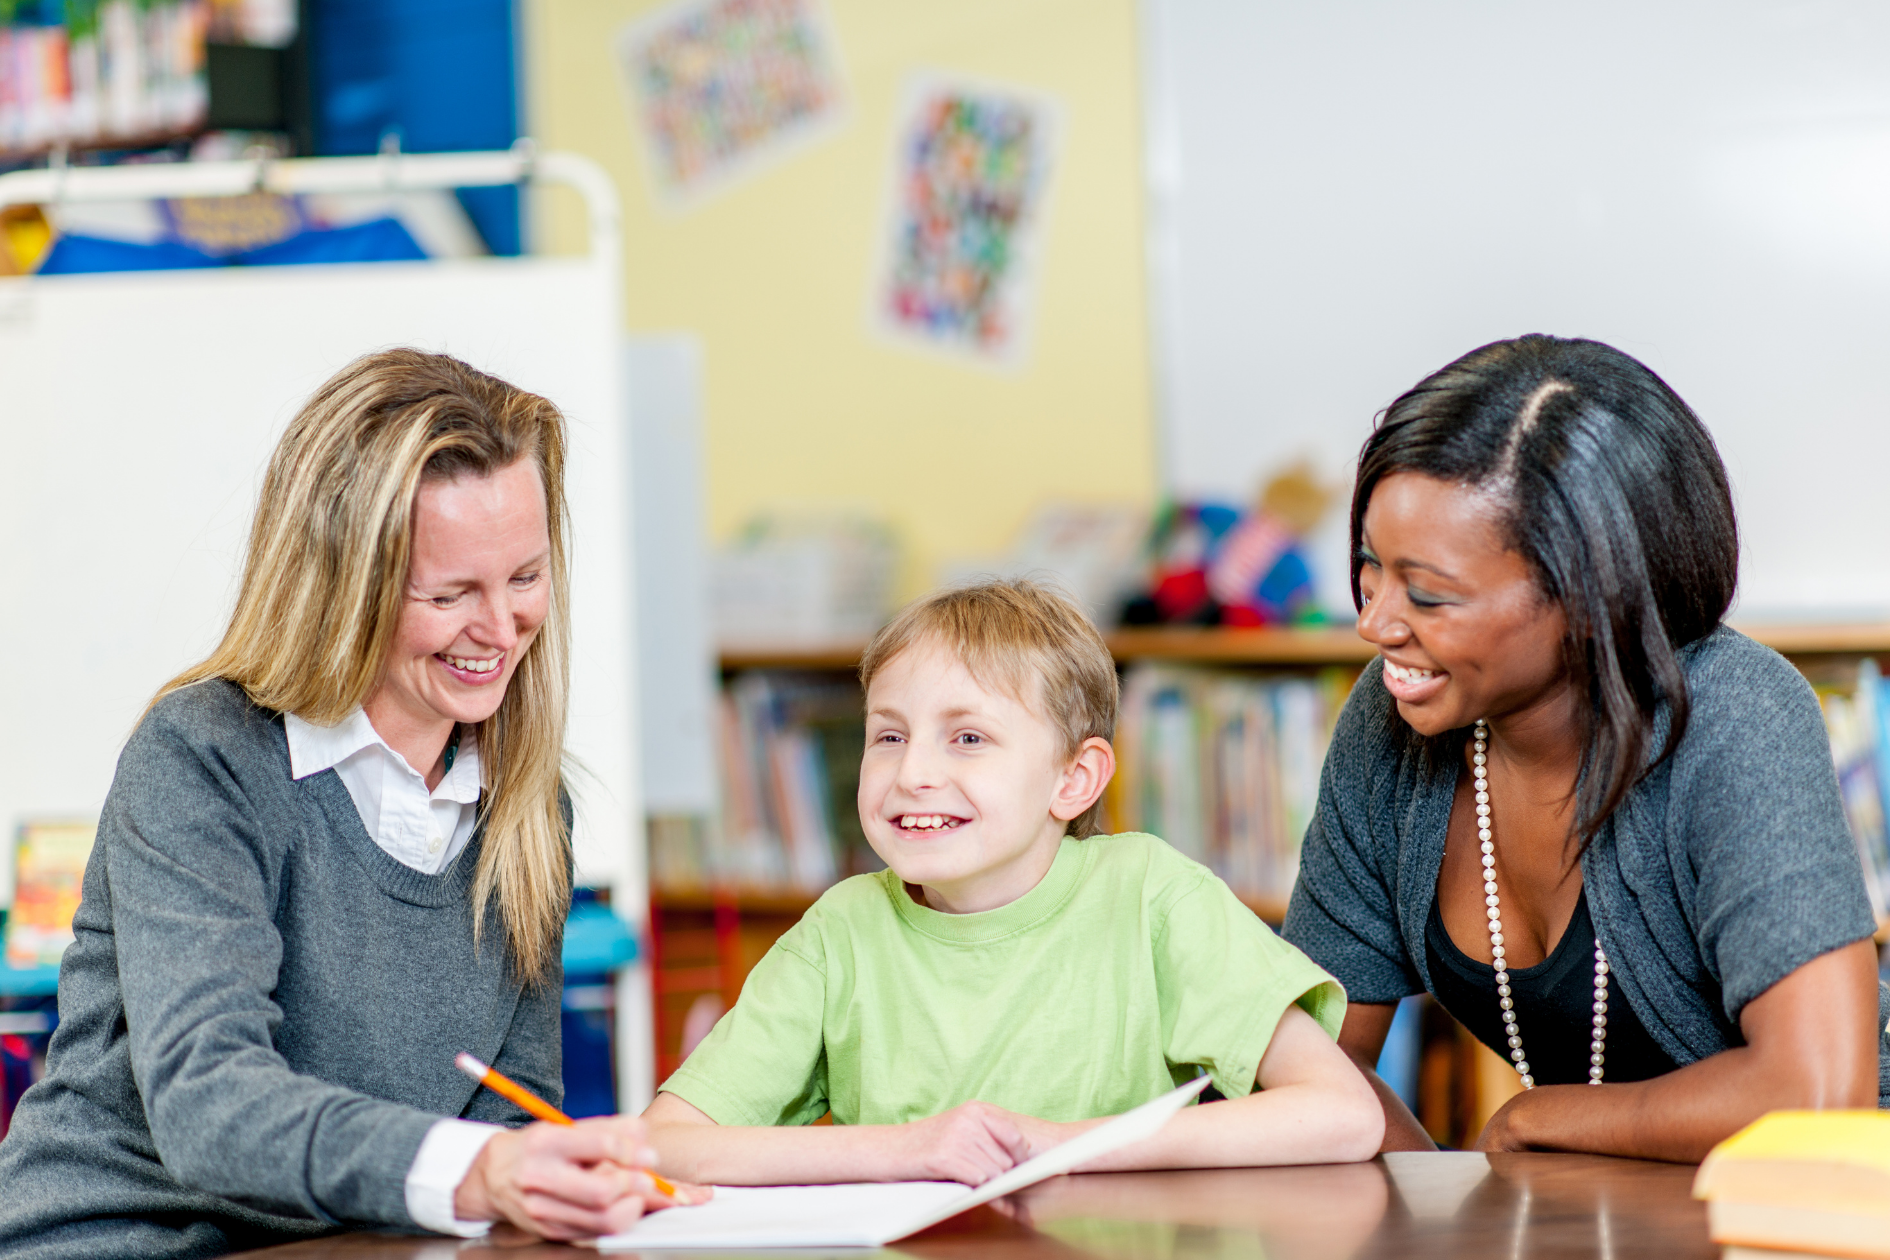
[106,703,438,1228]
[1283,663,1426,1005]
[1665,640,1878,1022]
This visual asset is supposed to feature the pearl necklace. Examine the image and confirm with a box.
[1472,719,1610,1088]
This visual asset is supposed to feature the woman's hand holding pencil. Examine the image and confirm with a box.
[452,1053,711,1241]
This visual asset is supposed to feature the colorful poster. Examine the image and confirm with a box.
[619,0,844,206]
[5,821,95,969]
[874,77,1059,366]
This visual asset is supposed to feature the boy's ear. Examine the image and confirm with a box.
[1050,737,1117,824]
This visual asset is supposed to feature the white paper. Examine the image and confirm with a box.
[596,1076,1212,1250]
[1381,1151,1491,1220]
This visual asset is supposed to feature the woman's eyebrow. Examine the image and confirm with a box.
[1395,556,1460,582]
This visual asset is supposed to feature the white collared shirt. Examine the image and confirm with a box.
[284,707,482,874]
[284,707,500,1236]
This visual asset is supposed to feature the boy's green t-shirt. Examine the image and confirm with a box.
[659,832,1347,1126]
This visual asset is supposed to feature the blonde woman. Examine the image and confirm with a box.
[0,350,693,1257]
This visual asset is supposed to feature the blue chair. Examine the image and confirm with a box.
[560,892,639,1119]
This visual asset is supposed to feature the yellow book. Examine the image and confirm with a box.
[1695,1111,1890,1259]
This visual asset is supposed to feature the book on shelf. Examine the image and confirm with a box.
[1112,664,1355,906]
[1694,1109,1890,1260]
[1814,659,1890,919]
[653,672,880,897]
[5,820,95,969]
[0,0,238,158]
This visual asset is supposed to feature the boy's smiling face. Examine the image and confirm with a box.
[859,639,1113,914]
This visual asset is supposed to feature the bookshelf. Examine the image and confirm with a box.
[717,622,1890,674]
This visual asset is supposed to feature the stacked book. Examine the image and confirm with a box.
[1694,1110,1890,1259]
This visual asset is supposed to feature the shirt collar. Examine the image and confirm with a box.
[284,707,382,779]
[285,707,483,802]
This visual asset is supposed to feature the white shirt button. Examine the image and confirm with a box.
[428,833,444,855]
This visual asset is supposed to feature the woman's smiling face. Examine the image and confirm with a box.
[365,459,552,751]
[1355,472,1570,736]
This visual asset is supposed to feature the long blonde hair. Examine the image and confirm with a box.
[158,348,572,979]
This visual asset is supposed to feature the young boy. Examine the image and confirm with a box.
[644,580,1382,1186]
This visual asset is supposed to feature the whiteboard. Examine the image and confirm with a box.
[1144,0,1890,620]
[0,257,641,908]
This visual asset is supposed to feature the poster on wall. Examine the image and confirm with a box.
[618,0,845,208]
[872,76,1060,368]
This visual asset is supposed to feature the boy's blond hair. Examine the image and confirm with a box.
[859,579,1119,838]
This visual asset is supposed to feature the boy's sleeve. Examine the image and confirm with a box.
[1154,876,1347,1100]
[656,932,831,1127]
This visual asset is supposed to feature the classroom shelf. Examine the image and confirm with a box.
[718,622,1890,673]
[652,887,820,917]
[717,627,1374,672]
[1104,626,1378,664]
[1732,623,1890,656]
[719,645,871,672]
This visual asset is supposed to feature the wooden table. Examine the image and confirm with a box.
[235,1152,1715,1260]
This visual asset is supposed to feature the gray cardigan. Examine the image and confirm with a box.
[1283,626,1890,1102]
[0,680,566,1259]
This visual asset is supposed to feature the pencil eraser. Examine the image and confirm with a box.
[455,1052,489,1079]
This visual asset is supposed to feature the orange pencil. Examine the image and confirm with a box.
[454,1052,678,1197]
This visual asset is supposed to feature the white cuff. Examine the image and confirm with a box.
[406,1118,503,1236]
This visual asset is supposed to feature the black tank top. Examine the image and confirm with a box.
[1425,888,1678,1085]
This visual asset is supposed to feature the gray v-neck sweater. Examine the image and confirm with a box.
[0,679,565,1259]
[1283,627,1890,1102]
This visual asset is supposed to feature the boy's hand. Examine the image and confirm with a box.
[895,1101,1034,1185]
[1004,1112,1097,1164]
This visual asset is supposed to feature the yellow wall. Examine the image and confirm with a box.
[527,0,1156,595]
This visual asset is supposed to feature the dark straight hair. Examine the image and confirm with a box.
[1352,335,1739,842]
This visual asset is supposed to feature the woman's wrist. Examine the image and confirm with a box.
[1480,1082,1579,1152]
[452,1133,502,1222]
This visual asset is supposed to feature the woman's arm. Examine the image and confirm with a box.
[1335,1002,1438,1153]
[643,1091,1034,1186]
[108,717,441,1224]
[1478,939,1881,1161]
